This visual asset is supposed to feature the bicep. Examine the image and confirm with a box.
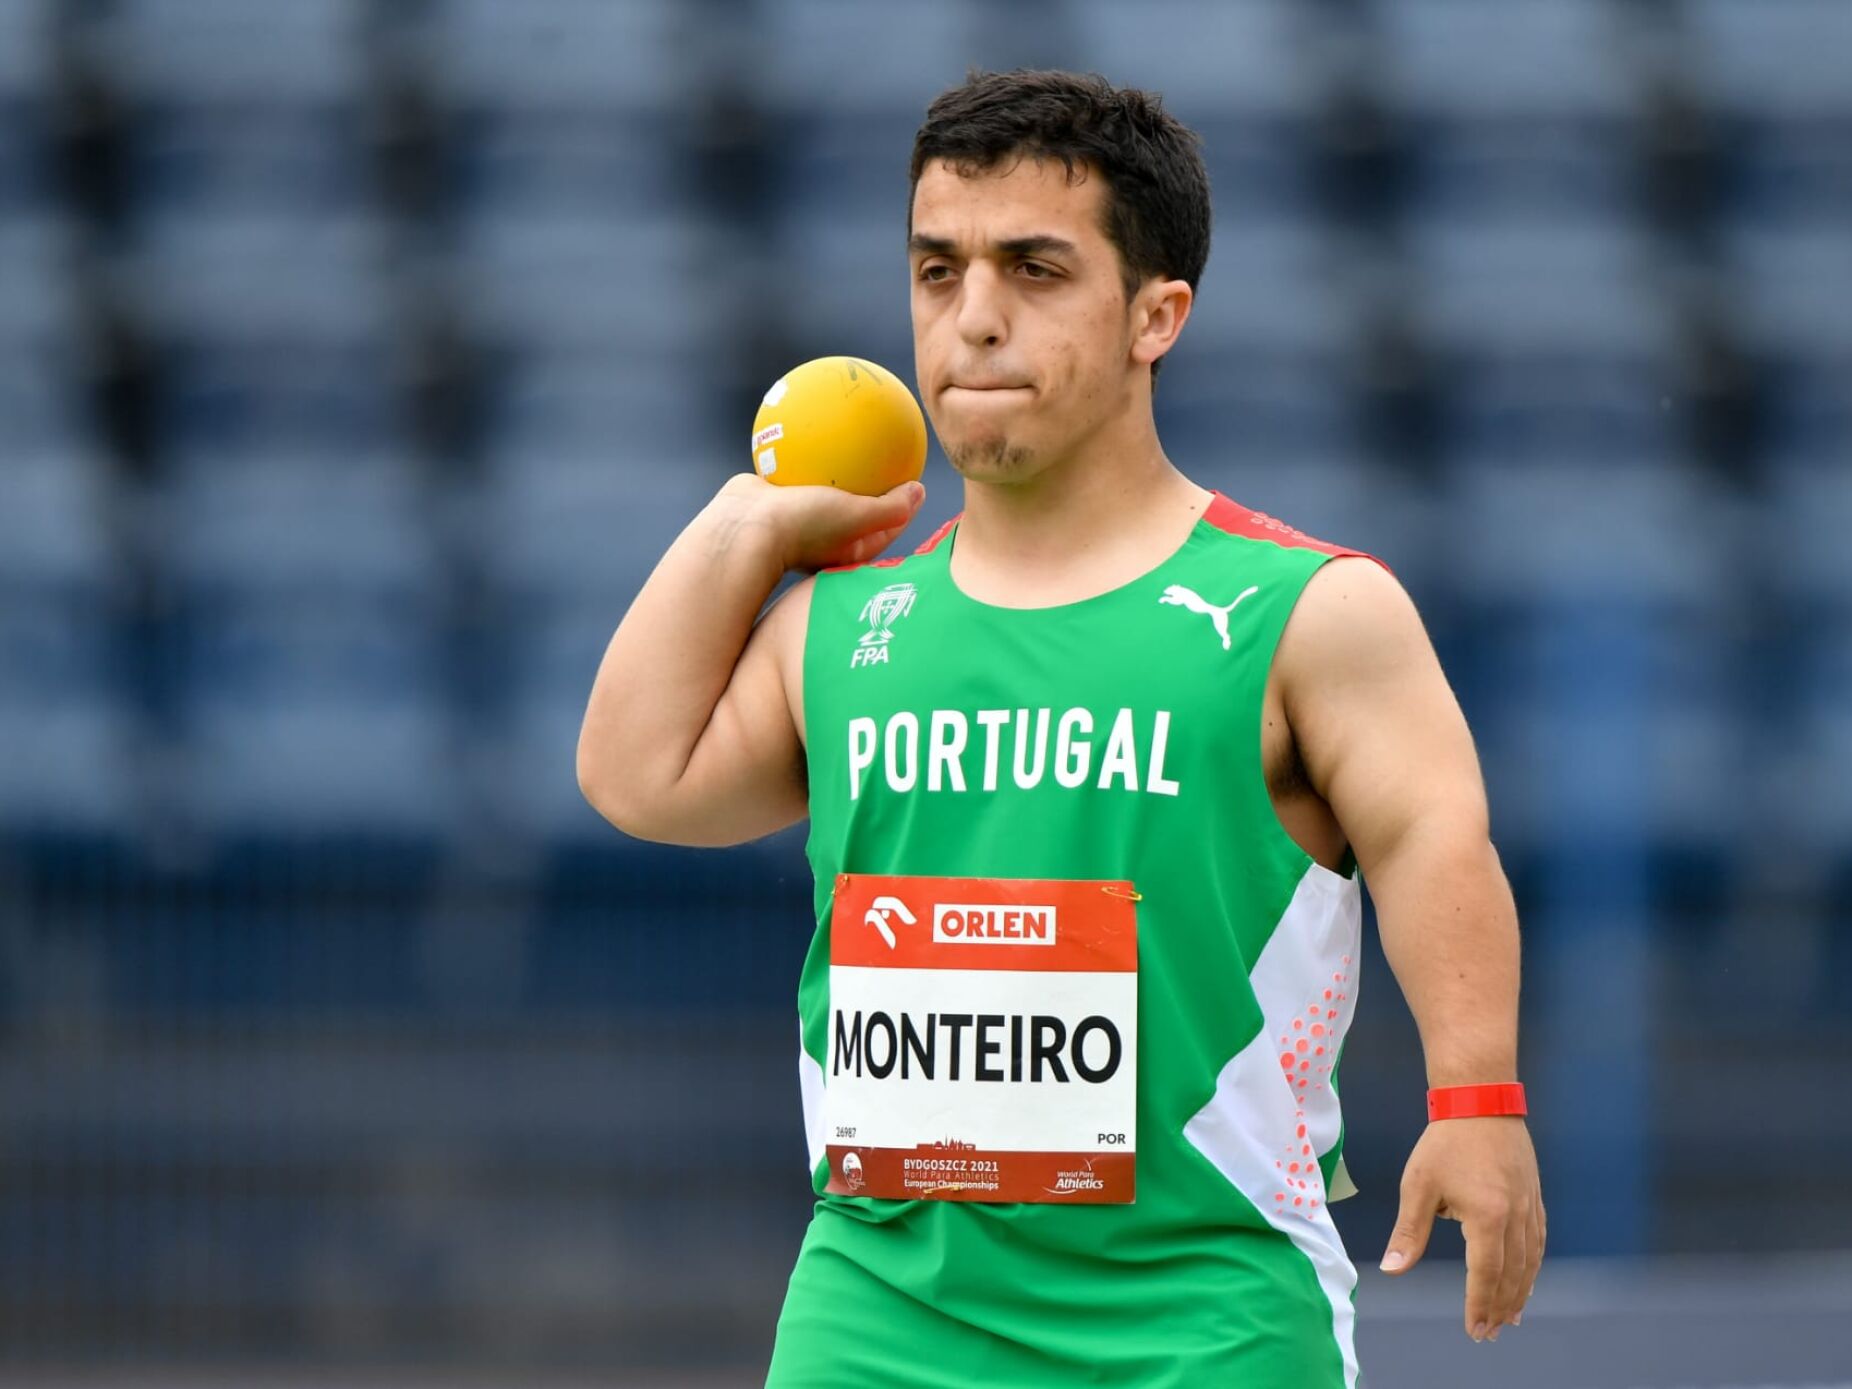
[1281,558,1490,870]
[642,577,812,847]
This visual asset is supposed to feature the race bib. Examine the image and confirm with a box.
[823,872,1138,1204]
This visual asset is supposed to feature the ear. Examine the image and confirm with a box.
[1130,277,1192,368]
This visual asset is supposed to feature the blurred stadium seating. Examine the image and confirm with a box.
[0,0,1846,1378]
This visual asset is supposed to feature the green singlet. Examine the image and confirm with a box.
[766,490,1394,1388]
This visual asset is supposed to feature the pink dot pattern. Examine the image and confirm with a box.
[1269,956,1351,1221]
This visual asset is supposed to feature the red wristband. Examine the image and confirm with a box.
[1427,1082,1527,1122]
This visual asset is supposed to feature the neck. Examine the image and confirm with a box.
[953,409,1208,567]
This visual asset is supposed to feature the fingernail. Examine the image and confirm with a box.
[1380,1251,1405,1271]
[1472,1321,1488,1341]
[1488,1326,1500,1342]
[1513,1312,1522,1326]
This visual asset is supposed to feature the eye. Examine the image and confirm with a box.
[1018,261,1056,279]
[918,263,953,283]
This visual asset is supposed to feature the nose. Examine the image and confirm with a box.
[953,261,1008,349]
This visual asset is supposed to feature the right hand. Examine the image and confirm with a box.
[715,472,928,574]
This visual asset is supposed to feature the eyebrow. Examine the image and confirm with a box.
[907,233,1080,259]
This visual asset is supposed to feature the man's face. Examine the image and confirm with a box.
[908,155,1142,482]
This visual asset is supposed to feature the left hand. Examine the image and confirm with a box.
[1377,1115,1544,1342]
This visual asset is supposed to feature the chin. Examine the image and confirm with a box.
[946,437,1039,476]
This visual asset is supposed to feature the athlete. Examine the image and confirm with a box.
[580,69,1543,1388]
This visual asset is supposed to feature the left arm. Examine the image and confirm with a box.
[1277,556,1544,1344]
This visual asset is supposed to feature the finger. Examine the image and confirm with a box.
[1513,1198,1542,1324]
[879,480,925,516]
[868,491,924,539]
[1462,1215,1505,1341]
[847,522,909,563]
[1488,1207,1528,1338]
[1520,1189,1546,1318]
[837,484,920,540]
[1379,1171,1442,1274]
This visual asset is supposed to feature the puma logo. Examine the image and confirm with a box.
[1158,582,1260,651]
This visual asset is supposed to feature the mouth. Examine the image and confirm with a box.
[944,383,1033,397]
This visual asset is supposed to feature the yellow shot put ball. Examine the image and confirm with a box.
[750,356,926,496]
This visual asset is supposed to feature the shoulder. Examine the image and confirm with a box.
[1192,489,1415,690]
[752,571,817,750]
[760,570,817,679]
[1199,492,1394,572]
[762,512,958,744]
[1278,552,1431,699]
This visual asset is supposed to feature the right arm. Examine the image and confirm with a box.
[576,472,924,847]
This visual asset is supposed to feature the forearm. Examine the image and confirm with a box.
[1368,825,1521,1089]
[577,488,786,814]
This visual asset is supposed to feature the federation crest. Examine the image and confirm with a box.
[852,582,917,668]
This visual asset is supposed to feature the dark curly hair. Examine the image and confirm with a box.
[909,68,1212,381]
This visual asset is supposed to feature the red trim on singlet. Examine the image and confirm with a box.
[1202,490,1395,578]
[913,512,960,555]
[820,511,961,575]
[823,493,1392,578]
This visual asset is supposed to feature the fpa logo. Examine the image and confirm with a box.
[851,582,917,668]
